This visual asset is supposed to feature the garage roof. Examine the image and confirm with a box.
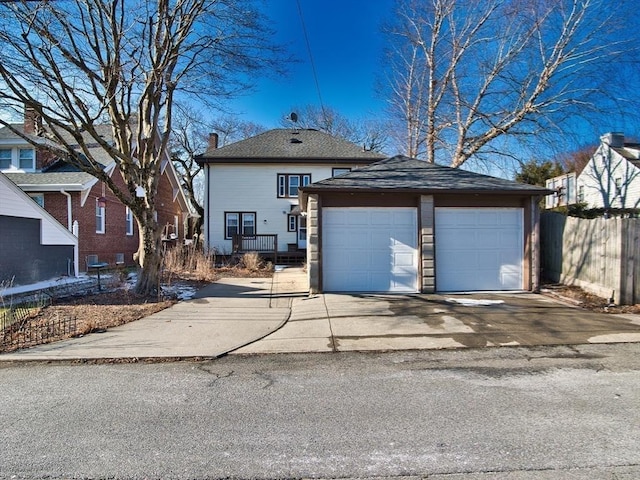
[300,155,552,196]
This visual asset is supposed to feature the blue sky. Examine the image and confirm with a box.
[229,0,395,127]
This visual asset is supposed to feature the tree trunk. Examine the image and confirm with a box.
[134,214,163,296]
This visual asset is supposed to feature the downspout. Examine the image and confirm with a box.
[60,189,72,231]
[60,189,78,277]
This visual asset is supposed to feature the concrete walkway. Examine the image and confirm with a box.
[2,266,640,362]
[0,268,308,361]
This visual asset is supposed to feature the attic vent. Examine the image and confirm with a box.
[290,138,302,144]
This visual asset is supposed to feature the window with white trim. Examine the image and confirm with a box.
[174,215,179,239]
[0,149,11,169]
[277,174,311,198]
[225,212,256,239]
[125,207,134,236]
[287,214,297,232]
[0,147,35,171]
[19,149,34,169]
[577,185,585,203]
[96,200,105,234]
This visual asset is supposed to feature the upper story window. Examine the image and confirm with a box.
[0,147,35,171]
[277,173,310,198]
[332,167,351,177]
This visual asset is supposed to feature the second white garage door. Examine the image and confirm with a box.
[322,207,418,293]
[435,208,524,291]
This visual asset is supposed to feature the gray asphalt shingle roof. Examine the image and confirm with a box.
[196,128,386,162]
[4,171,96,190]
[301,155,551,194]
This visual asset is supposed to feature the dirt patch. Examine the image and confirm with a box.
[542,284,640,314]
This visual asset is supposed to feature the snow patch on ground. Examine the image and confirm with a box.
[446,298,505,307]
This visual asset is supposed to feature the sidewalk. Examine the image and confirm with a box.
[0,268,308,361]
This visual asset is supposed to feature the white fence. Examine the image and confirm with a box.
[541,212,640,305]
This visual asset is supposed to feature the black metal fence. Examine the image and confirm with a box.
[1,302,76,351]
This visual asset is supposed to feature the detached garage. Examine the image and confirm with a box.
[300,156,550,294]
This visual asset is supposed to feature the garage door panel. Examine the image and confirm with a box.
[323,207,418,293]
[435,208,523,291]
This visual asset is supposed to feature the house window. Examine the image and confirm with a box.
[174,215,180,239]
[29,194,44,208]
[277,174,311,198]
[225,212,256,239]
[19,149,34,169]
[615,177,622,195]
[0,149,11,169]
[287,214,298,232]
[115,253,125,265]
[125,207,134,236]
[96,200,105,234]
[332,167,351,176]
[578,185,585,203]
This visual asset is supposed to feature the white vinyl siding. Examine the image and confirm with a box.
[0,174,77,247]
[205,163,367,253]
[577,145,640,209]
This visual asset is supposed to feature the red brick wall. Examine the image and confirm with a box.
[42,165,186,271]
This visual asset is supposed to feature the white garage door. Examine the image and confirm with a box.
[323,207,418,293]
[435,208,524,291]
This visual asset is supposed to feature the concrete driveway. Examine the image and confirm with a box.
[2,267,640,361]
[235,284,640,354]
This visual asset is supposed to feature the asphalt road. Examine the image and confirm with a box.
[1,344,639,479]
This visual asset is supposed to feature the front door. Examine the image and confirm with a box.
[297,215,307,249]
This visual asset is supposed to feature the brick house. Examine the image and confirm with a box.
[1,109,193,273]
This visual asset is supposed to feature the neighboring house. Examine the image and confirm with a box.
[300,155,550,294]
[578,133,640,210]
[546,133,640,211]
[0,172,78,286]
[195,128,385,257]
[0,108,192,272]
[545,172,577,209]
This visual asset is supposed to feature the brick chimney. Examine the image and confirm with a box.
[208,132,219,150]
[23,104,43,136]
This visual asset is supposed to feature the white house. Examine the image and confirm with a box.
[195,128,385,258]
[577,133,640,210]
[545,172,577,209]
[544,133,640,212]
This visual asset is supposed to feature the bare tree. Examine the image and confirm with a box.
[282,104,390,153]
[0,0,283,295]
[384,0,637,167]
[170,106,266,241]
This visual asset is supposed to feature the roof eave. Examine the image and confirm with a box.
[300,186,552,196]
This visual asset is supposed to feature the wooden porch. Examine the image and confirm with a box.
[231,234,305,265]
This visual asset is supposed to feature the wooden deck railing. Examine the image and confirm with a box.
[232,234,278,255]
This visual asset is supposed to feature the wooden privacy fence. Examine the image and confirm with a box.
[541,212,640,304]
